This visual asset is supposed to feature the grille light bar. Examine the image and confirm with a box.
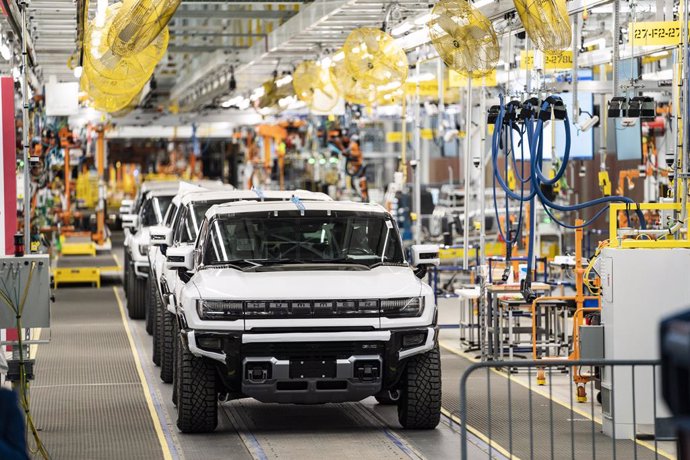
[197,297,424,320]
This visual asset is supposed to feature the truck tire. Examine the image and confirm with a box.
[123,251,130,294]
[159,309,175,383]
[176,341,218,433]
[172,322,179,406]
[128,275,146,319]
[398,345,441,430]
[151,286,161,366]
[145,276,155,335]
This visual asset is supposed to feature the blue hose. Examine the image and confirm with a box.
[490,94,646,295]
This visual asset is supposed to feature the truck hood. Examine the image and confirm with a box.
[191,265,422,300]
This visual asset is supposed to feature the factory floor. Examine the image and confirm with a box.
[23,234,675,460]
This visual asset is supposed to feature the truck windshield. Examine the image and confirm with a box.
[141,196,173,227]
[203,213,404,268]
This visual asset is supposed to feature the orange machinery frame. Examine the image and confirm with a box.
[530,219,601,402]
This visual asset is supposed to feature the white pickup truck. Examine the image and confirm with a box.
[165,199,441,433]
[148,189,331,382]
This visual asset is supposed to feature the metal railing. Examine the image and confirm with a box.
[459,359,672,460]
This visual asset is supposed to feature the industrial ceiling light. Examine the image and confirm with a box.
[0,40,11,61]
[275,73,293,87]
[73,66,83,78]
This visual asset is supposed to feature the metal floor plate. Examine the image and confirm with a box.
[56,253,119,269]
[31,287,164,459]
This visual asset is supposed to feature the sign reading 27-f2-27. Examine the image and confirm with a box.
[629,21,681,46]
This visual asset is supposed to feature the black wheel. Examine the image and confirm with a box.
[127,275,146,319]
[151,285,161,366]
[176,340,218,433]
[172,322,179,407]
[398,345,442,430]
[123,250,130,294]
[375,389,401,405]
[159,307,175,383]
[146,276,155,335]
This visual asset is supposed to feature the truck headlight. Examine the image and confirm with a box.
[380,297,424,318]
[139,244,148,256]
[197,300,243,320]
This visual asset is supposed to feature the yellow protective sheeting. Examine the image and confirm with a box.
[108,0,181,57]
[343,28,408,89]
[329,50,378,106]
[293,60,340,112]
[427,0,499,77]
[81,1,171,113]
[513,0,571,51]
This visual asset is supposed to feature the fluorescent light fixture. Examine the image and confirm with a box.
[237,98,251,110]
[377,81,403,93]
[332,51,345,62]
[651,50,669,57]
[407,72,436,83]
[472,0,494,7]
[95,0,108,27]
[73,66,83,78]
[395,28,430,50]
[0,42,10,61]
[250,86,265,101]
[11,66,20,81]
[275,74,293,87]
[414,13,437,25]
[391,22,414,37]
[320,56,332,68]
[221,95,244,108]
[582,37,606,49]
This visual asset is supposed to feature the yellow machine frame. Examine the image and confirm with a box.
[609,202,690,248]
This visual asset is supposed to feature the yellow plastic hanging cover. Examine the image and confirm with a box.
[329,52,378,106]
[292,60,340,112]
[107,0,181,57]
[256,77,294,110]
[343,28,408,89]
[513,0,571,51]
[427,0,500,77]
[81,2,168,112]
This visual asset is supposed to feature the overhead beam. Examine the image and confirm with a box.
[168,45,250,53]
[169,30,267,38]
[174,8,294,19]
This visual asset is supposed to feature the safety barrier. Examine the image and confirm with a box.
[459,359,673,460]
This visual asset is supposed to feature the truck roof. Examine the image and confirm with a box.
[206,199,387,220]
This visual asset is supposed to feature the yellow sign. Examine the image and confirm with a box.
[404,80,439,97]
[386,130,435,143]
[520,50,535,69]
[629,21,681,46]
[448,70,498,88]
[544,50,573,70]
[421,128,434,140]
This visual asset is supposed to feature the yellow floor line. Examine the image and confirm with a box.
[112,253,121,269]
[441,407,519,460]
[440,340,676,460]
[113,286,173,460]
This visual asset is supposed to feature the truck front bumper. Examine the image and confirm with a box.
[184,327,437,404]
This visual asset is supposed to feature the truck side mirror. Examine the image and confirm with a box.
[122,214,139,230]
[166,245,194,271]
[150,225,173,248]
[410,244,440,267]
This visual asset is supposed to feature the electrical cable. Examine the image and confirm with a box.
[0,262,51,459]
